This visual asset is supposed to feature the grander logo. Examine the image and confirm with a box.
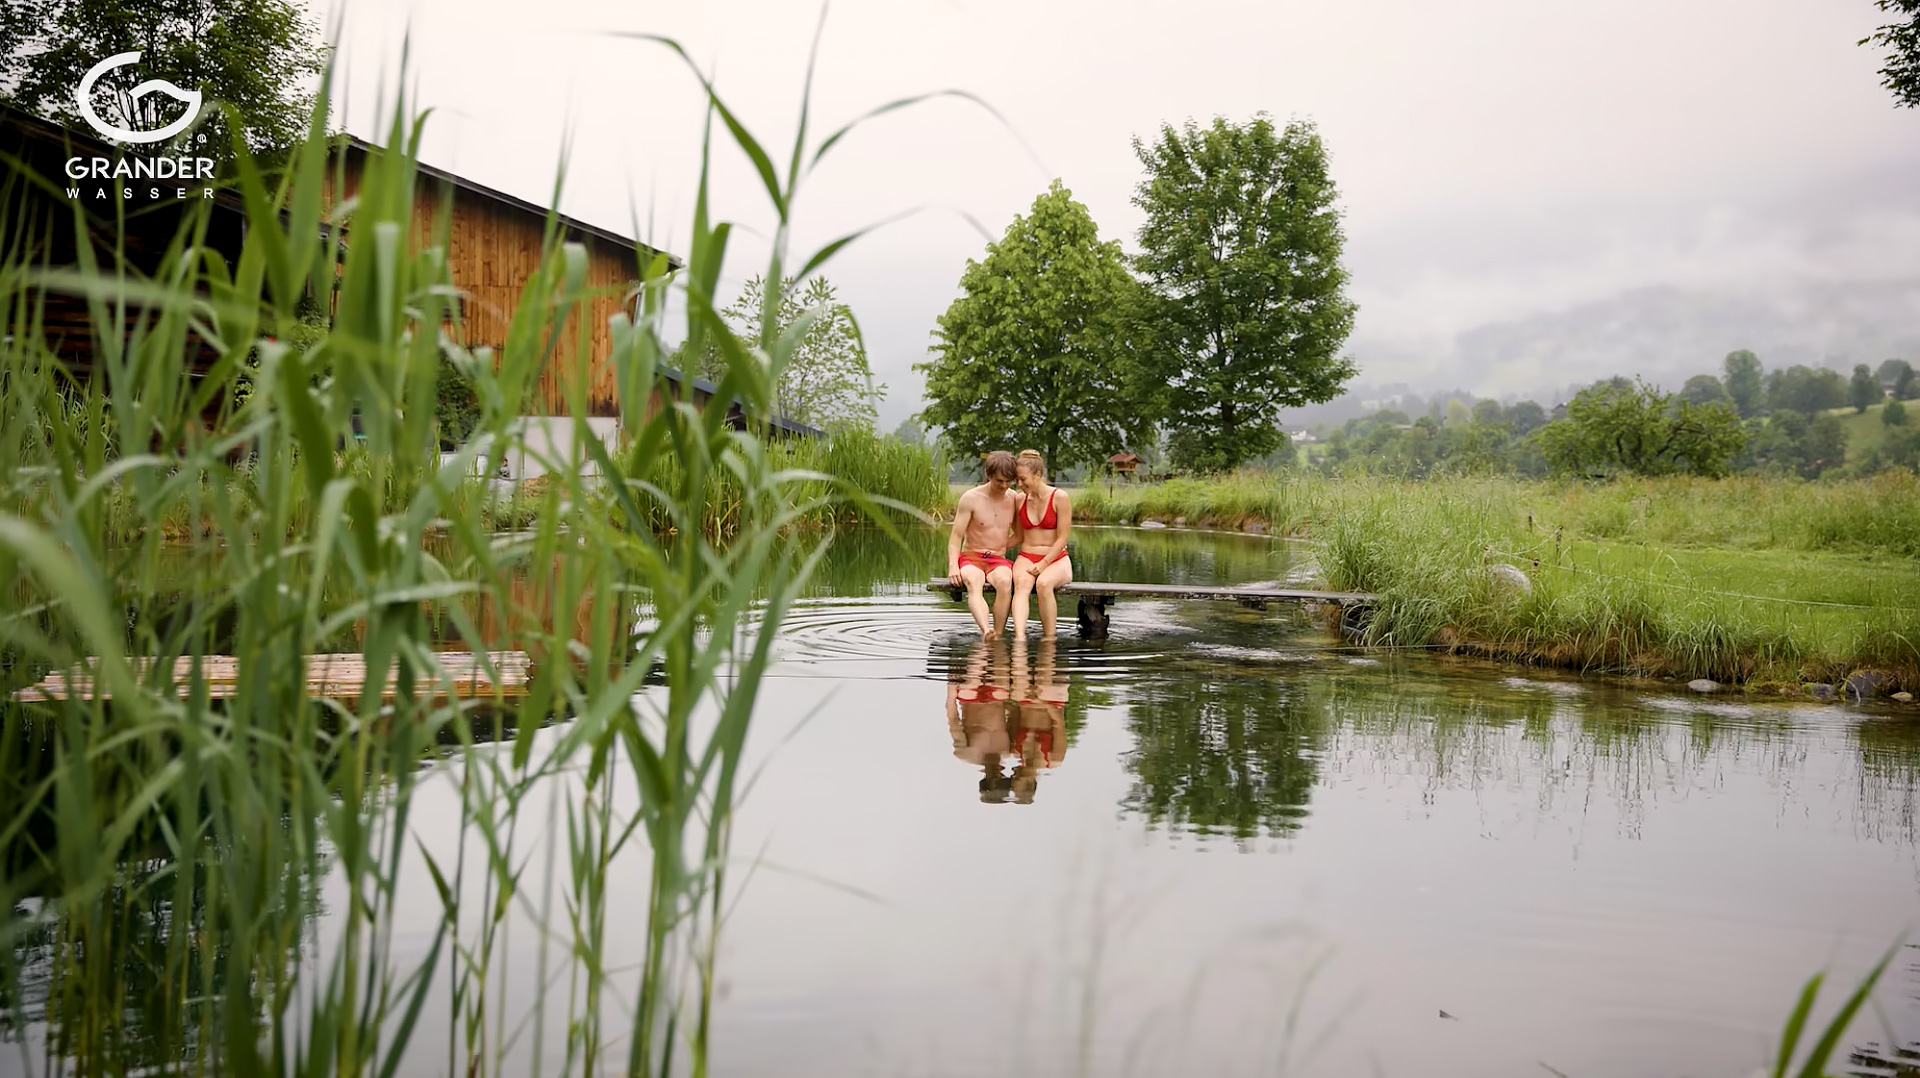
[76,52,203,144]
[62,51,218,201]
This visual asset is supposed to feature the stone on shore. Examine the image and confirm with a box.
[1488,563,1532,597]
[1807,683,1836,701]
[1893,692,1915,703]
[1688,678,1721,693]
[1843,670,1897,702]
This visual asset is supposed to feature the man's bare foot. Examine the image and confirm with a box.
[984,627,999,641]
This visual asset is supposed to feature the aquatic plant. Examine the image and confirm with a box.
[0,31,930,1077]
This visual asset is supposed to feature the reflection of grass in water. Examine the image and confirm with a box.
[1853,719,1920,845]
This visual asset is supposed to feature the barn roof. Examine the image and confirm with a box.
[341,135,681,270]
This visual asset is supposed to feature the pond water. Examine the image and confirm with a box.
[13,525,1919,1078]
[675,526,1920,1078]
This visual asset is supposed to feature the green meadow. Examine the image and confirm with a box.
[1077,473,1920,688]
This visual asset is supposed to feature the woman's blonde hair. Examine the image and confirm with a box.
[1016,449,1046,479]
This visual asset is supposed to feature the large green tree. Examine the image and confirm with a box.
[1723,349,1764,417]
[1536,378,1745,478]
[1850,363,1882,412]
[1862,0,1920,108]
[1679,373,1731,408]
[917,180,1150,472]
[1766,364,1848,415]
[0,0,325,154]
[1131,115,1357,472]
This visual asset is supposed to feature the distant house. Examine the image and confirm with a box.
[1107,452,1142,479]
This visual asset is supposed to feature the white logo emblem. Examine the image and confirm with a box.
[75,52,203,145]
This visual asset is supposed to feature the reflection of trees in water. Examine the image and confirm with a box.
[1120,673,1323,842]
[1117,664,1920,850]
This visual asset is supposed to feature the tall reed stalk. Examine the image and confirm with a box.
[0,30,928,1077]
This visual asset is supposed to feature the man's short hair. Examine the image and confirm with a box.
[983,450,1016,480]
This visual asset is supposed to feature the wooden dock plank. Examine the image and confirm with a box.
[926,577,1374,638]
[12,651,533,703]
[925,578,1374,604]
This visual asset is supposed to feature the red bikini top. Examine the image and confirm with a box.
[1021,488,1059,530]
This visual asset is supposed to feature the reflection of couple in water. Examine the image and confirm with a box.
[946,449,1074,640]
[945,638,1069,804]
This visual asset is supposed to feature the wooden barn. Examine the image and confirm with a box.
[326,136,666,422]
[328,140,823,457]
[2,109,820,465]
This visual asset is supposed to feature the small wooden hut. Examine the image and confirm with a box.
[1107,452,1142,480]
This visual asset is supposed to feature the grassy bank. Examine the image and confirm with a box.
[1081,473,1920,688]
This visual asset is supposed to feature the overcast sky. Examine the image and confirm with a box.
[314,0,1920,425]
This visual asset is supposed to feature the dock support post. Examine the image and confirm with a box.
[1076,595,1111,639]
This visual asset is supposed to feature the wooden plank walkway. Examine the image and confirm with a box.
[926,578,1375,637]
[12,651,533,703]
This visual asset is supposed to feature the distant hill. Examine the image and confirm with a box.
[1287,279,1920,430]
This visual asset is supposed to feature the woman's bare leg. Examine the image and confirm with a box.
[1010,562,1036,638]
[1036,556,1073,638]
[987,565,1014,638]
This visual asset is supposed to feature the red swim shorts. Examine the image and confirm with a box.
[957,550,1014,574]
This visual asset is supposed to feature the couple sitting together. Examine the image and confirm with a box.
[946,449,1074,640]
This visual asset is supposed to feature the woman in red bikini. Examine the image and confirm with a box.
[1008,638,1069,804]
[1009,449,1074,639]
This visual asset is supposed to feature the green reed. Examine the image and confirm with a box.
[0,32,929,1078]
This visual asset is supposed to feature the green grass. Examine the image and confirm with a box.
[1082,473,1919,687]
[1826,399,1914,461]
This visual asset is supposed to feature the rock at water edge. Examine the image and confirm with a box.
[1843,670,1896,702]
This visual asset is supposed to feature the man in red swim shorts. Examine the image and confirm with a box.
[947,450,1020,639]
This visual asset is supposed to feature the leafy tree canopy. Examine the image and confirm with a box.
[1680,374,1730,407]
[1536,378,1745,478]
[676,275,882,432]
[1862,0,1920,108]
[1850,363,1882,413]
[0,0,326,154]
[917,179,1151,472]
[1132,114,1357,472]
[1723,349,1764,417]
[1766,364,1848,416]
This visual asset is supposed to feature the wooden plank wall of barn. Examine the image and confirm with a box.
[329,152,636,418]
